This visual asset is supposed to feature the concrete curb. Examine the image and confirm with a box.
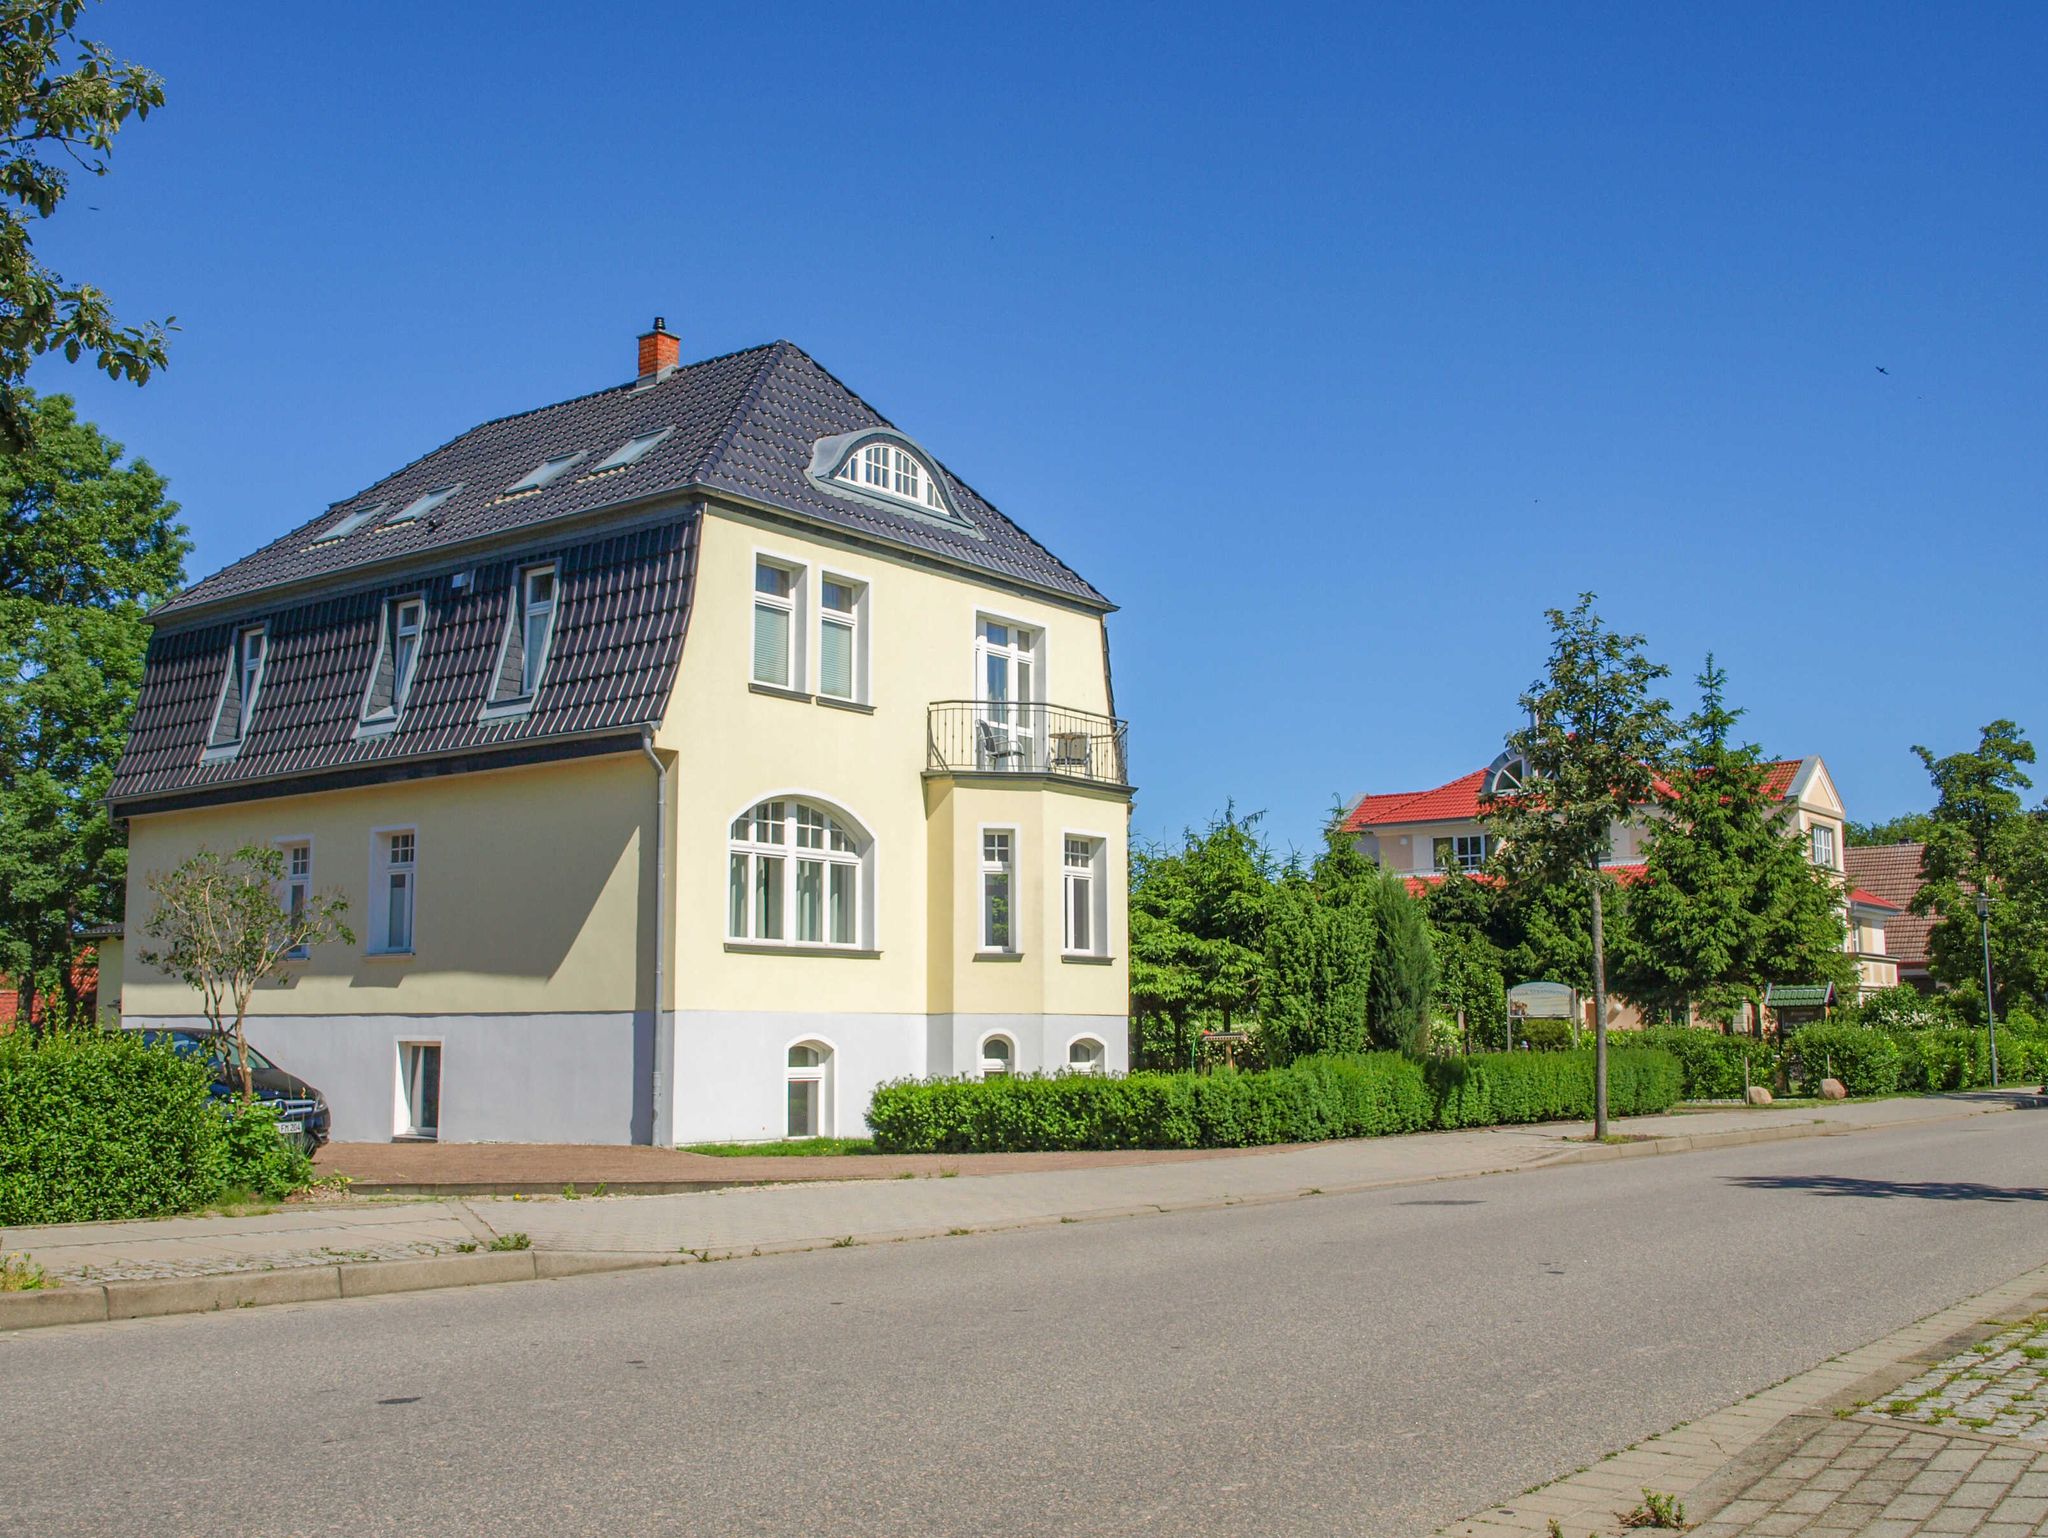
[0,1250,678,1333]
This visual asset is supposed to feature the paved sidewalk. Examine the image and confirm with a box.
[1436,1253,2048,1538]
[313,1091,2028,1193]
[5,1092,2019,1289]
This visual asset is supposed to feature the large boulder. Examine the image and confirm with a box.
[1818,1077,1848,1101]
[1745,1085,1774,1106]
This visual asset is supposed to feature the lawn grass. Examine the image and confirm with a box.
[679,1137,876,1157]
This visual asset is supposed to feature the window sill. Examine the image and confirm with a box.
[723,941,880,959]
[478,697,536,722]
[815,695,875,715]
[354,717,400,740]
[974,950,1023,962]
[364,949,415,961]
[748,681,812,704]
[199,742,244,765]
[1060,952,1115,966]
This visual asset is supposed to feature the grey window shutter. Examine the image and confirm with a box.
[366,605,398,717]
[209,649,243,745]
[493,586,526,701]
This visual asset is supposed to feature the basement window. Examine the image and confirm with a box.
[589,427,673,474]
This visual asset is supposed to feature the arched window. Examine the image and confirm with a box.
[1067,1037,1106,1075]
[836,440,947,514]
[979,1034,1014,1079]
[786,1041,832,1137]
[728,799,869,948]
[1483,748,1532,797]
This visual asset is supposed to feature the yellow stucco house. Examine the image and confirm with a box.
[1338,745,1900,1025]
[110,325,1132,1144]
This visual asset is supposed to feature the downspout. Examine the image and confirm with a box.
[640,729,673,1146]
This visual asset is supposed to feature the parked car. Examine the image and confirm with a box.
[128,1028,331,1148]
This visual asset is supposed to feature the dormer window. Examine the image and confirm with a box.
[206,624,268,751]
[488,564,558,707]
[386,485,461,526]
[836,442,946,513]
[360,596,426,728]
[806,429,973,530]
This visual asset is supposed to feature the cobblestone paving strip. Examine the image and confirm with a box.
[41,1237,466,1285]
[1867,1314,2048,1446]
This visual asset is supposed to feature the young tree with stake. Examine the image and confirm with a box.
[1481,595,1675,1138]
[135,846,351,1101]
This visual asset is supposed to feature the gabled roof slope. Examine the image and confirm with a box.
[1342,758,1808,833]
[156,340,1104,622]
[1844,843,1935,967]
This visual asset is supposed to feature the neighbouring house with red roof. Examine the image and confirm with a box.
[1336,744,1900,1028]
[1844,843,1933,992]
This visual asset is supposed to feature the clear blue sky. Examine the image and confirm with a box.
[32,3,2048,856]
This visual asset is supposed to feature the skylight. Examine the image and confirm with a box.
[315,502,387,543]
[589,427,672,474]
[385,484,462,525]
[504,453,585,495]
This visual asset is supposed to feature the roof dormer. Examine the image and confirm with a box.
[807,428,975,533]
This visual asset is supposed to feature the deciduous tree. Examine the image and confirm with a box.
[1128,808,1271,1068]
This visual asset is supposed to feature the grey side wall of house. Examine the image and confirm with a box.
[122,1012,653,1144]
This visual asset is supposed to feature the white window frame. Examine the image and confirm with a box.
[835,440,947,514]
[276,836,313,960]
[784,1037,836,1138]
[979,824,1017,954]
[1062,831,1109,957]
[360,595,427,728]
[205,623,269,754]
[485,562,559,710]
[1811,823,1837,868]
[815,570,869,704]
[973,612,1044,769]
[394,1038,443,1140]
[1433,833,1488,871]
[1065,1036,1107,1076]
[751,552,805,690]
[368,825,418,957]
[726,795,873,951]
[978,1033,1016,1080]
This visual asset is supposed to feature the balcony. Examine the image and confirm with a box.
[927,700,1130,790]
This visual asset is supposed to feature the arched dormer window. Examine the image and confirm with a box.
[806,429,975,532]
[1484,747,1532,797]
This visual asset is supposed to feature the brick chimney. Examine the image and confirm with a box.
[637,317,679,380]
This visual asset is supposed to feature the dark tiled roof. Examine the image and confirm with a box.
[1844,842,1934,967]
[156,340,1104,619]
[110,518,694,807]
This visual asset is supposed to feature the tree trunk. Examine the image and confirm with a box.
[1590,873,1609,1140]
[233,1002,254,1103]
[18,970,38,1039]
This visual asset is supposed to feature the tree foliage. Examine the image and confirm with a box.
[1128,808,1271,1068]
[0,0,170,449]
[1257,832,1377,1065]
[1911,720,2048,1017]
[0,389,184,1020]
[1609,658,1851,1019]
[1848,812,1934,847]
[135,846,352,1101]
[1367,870,1434,1052]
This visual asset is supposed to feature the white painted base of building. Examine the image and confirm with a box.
[123,1012,654,1145]
[124,1009,1129,1146]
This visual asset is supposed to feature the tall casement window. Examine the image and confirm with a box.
[1431,834,1489,872]
[1063,835,1106,955]
[1811,824,1837,868]
[207,625,268,750]
[371,829,417,954]
[489,564,558,705]
[362,597,426,726]
[818,576,864,702]
[753,560,799,688]
[728,799,867,948]
[980,829,1015,952]
[280,841,312,959]
[974,618,1038,767]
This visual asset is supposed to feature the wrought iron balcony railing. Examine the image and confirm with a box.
[927,700,1130,788]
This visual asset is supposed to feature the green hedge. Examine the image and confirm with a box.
[1635,1027,1780,1099]
[866,1047,1682,1154]
[1787,1025,1902,1097]
[1888,1026,2029,1091]
[0,1031,311,1225]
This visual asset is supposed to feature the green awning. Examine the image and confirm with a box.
[1765,983,1836,1008]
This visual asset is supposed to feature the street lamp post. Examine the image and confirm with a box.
[1976,890,2000,1088]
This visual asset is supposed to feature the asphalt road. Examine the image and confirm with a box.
[8,1109,2048,1538]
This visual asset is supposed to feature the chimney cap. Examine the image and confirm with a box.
[645,316,668,335]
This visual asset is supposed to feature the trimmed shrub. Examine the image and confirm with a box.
[866,1048,1682,1154]
[1786,1025,1902,1097]
[220,1102,315,1198]
[1513,1019,1575,1052]
[1891,1027,2027,1091]
[1636,1027,1780,1099]
[0,1030,229,1225]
